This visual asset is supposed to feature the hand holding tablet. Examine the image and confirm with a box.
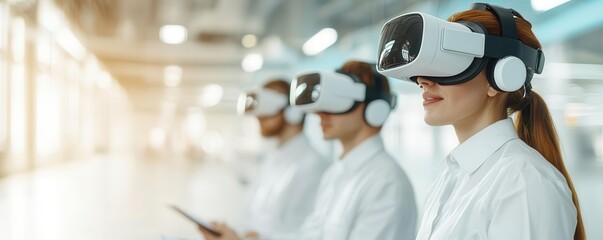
[169,205,222,237]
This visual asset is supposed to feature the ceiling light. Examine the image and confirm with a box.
[241,34,258,48]
[302,28,338,56]
[531,0,570,11]
[159,25,188,44]
[241,53,263,72]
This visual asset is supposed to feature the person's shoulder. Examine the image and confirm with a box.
[358,152,416,204]
[495,139,572,197]
[290,136,323,158]
[498,139,562,178]
[363,152,410,183]
[291,144,329,173]
[487,140,576,224]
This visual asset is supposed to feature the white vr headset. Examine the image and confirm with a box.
[237,88,304,124]
[290,70,396,127]
[376,2,545,92]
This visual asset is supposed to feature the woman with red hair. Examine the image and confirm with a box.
[378,3,584,240]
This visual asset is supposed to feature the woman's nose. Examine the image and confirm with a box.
[417,77,435,88]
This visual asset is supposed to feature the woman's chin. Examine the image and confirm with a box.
[424,116,447,126]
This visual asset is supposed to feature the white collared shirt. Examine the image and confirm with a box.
[416,118,577,240]
[293,134,417,240]
[245,134,329,237]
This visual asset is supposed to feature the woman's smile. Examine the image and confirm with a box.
[422,91,443,106]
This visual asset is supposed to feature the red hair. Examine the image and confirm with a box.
[339,60,391,92]
[449,10,585,240]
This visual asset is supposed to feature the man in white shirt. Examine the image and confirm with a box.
[232,79,329,238]
[200,62,417,240]
[293,61,417,240]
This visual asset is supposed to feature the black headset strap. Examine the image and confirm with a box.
[368,64,394,108]
[472,3,517,39]
[372,68,383,92]
[471,2,545,75]
[483,35,544,73]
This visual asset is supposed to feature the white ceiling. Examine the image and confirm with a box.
[40,0,603,114]
[47,0,420,112]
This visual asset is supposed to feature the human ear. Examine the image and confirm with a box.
[487,86,499,97]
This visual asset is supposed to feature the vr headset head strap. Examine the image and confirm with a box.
[334,68,362,114]
[471,3,517,39]
[471,3,545,77]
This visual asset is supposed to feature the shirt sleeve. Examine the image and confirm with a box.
[348,178,417,240]
[487,165,577,240]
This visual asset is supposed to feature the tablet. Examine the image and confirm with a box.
[169,205,222,237]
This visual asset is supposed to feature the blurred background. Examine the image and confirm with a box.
[0,0,602,239]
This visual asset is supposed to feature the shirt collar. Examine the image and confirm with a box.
[336,133,384,174]
[449,118,518,174]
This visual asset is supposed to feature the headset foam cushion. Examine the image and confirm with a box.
[365,99,390,127]
[284,107,304,125]
[486,56,527,92]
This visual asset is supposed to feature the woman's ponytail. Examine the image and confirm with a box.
[515,92,585,240]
